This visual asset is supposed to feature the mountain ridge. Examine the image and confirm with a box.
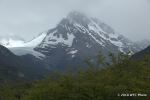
[32,11,141,70]
[0,11,145,71]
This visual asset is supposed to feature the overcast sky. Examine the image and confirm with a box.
[0,0,150,41]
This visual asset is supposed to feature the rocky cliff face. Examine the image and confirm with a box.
[33,11,139,70]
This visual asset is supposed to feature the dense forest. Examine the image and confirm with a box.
[0,53,150,100]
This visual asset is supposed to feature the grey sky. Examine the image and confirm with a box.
[0,0,150,41]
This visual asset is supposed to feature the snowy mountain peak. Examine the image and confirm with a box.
[66,11,115,35]
[0,11,141,61]
[0,11,142,70]
[32,12,142,69]
[35,11,139,56]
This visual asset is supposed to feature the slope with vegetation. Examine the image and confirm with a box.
[0,51,150,100]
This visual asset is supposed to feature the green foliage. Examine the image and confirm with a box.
[0,53,150,100]
[0,83,31,100]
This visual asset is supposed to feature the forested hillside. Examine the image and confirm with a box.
[0,53,150,100]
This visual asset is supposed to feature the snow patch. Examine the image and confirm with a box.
[89,19,106,34]
[88,19,125,50]
[67,49,78,58]
[42,30,75,47]
[88,32,105,47]
[10,47,45,59]
[71,55,75,58]
[86,43,91,48]
[0,38,25,48]
[73,23,88,34]
[0,32,46,48]
[23,32,47,47]
[68,50,78,54]
[111,40,123,47]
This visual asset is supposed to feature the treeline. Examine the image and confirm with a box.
[0,53,150,100]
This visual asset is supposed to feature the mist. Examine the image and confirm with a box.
[0,0,150,41]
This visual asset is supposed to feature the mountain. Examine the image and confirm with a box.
[132,45,150,60]
[0,32,46,48]
[0,11,142,71]
[33,11,140,70]
[36,12,138,53]
[0,32,46,59]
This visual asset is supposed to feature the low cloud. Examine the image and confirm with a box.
[0,0,149,41]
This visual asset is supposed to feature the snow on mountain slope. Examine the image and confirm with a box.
[33,11,137,70]
[0,32,46,48]
[0,32,47,59]
[36,11,138,55]
[0,38,25,48]
[0,12,141,62]
[1,12,138,55]
[40,30,75,48]
[23,32,47,47]
[10,47,45,59]
[32,11,142,71]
